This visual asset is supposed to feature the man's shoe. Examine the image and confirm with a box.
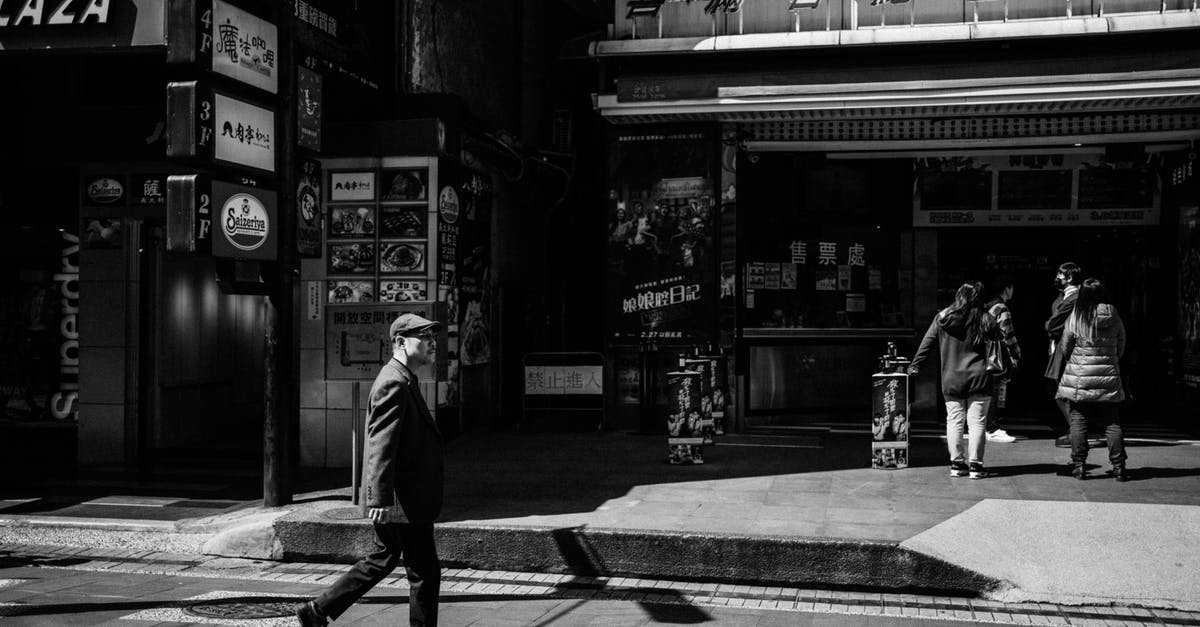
[296,601,328,627]
[986,429,1016,443]
[1054,435,1071,448]
[950,460,968,477]
[969,462,986,479]
[1111,463,1130,482]
[1072,464,1087,480]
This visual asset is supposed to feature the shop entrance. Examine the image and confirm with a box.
[141,223,266,465]
[936,227,1162,421]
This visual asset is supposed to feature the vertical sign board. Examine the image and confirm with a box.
[296,158,323,257]
[297,65,323,152]
[166,81,277,175]
[665,371,704,465]
[167,0,279,94]
[871,373,910,469]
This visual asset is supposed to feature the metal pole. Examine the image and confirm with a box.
[351,381,361,505]
[265,0,299,508]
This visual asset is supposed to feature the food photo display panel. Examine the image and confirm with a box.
[380,168,428,202]
[379,240,427,274]
[380,280,429,302]
[328,206,377,238]
[328,242,377,275]
[328,280,376,303]
[380,206,428,238]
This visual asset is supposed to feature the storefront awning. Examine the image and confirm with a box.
[596,68,1200,124]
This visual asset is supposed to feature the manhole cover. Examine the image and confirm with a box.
[185,600,296,619]
[322,506,364,520]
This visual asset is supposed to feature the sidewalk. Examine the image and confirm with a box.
[3,426,1199,611]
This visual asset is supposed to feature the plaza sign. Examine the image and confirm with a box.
[166,80,276,174]
[0,0,166,50]
[167,0,279,94]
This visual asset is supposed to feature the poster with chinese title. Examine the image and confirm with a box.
[871,373,909,469]
[1181,205,1200,388]
[665,370,704,464]
[607,130,717,342]
[683,359,715,444]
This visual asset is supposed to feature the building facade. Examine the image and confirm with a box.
[593,0,1200,431]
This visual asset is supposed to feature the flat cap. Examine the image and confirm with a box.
[389,313,439,339]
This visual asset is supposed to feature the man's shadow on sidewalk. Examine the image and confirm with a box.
[0,591,715,624]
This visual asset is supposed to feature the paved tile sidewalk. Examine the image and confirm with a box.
[4,543,1200,626]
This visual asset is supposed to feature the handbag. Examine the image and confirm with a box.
[986,339,1013,378]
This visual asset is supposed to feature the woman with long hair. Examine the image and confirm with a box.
[909,281,1000,479]
[1056,279,1129,481]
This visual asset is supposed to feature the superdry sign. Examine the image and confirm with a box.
[0,0,166,50]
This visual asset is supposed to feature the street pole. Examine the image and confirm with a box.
[265,0,298,507]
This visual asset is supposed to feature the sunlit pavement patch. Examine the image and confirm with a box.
[0,579,26,588]
[122,590,307,625]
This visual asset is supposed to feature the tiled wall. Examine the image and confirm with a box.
[77,234,133,465]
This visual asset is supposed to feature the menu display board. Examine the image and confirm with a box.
[914,153,1161,227]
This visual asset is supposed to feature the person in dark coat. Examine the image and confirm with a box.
[1044,262,1083,446]
[909,281,1000,479]
[297,313,444,627]
[1055,279,1129,481]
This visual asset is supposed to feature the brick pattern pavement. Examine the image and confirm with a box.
[3,543,1200,626]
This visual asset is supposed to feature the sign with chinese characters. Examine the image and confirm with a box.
[914,153,1161,227]
[166,81,277,174]
[167,0,278,94]
[297,65,323,151]
[0,0,166,50]
[871,373,909,469]
[214,92,274,172]
[523,365,603,396]
[329,171,375,201]
[131,175,167,207]
[325,304,442,411]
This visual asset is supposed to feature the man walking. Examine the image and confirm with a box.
[1045,263,1082,447]
[297,313,444,626]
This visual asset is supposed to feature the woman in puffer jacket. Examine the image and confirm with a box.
[1055,278,1129,481]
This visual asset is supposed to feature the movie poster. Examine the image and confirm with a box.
[1181,205,1200,388]
[665,370,704,464]
[871,373,910,469]
[458,171,492,367]
[607,131,717,342]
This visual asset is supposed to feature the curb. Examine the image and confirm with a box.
[271,513,1002,595]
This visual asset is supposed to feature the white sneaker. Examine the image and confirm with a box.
[987,429,1016,443]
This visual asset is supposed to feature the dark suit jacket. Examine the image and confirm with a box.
[360,358,444,523]
[1043,289,1078,380]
